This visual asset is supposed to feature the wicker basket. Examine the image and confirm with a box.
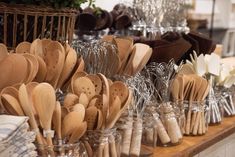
[0,3,79,48]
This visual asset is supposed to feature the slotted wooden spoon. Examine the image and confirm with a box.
[73,77,96,101]
[110,81,129,106]
[86,74,102,95]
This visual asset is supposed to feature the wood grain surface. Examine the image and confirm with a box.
[142,116,235,157]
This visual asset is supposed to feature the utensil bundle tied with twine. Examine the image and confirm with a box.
[115,72,154,157]
[145,60,183,145]
[170,74,209,135]
[179,51,226,125]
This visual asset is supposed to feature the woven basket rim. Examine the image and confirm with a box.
[0,2,80,14]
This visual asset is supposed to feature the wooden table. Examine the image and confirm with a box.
[143,116,235,157]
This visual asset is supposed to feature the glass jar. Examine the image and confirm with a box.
[156,102,183,146]
[36,141,87,157]
[218,89,235,117]
[206,97,224,125]
[82,128,121,157]
[183,100,209,136]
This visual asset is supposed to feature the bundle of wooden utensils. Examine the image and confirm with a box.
[0,39,84,91]
[101,35,153,76]
[67,72,132,157]
[0,72,132,156]
[170,74,210,135]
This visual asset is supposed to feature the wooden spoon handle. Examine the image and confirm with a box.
[109,135,117,157]
[46,134,55,157]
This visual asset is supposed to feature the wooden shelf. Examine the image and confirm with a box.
[143,116,235,157]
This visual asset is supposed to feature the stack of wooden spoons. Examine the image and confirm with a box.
[170,74,210,135]
[0,82,87,156]
[102,35,153,76]
[0,39,84,92]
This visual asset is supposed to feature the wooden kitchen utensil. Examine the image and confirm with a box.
[0,43,8,62]
[32,83,56,153]
[69,122,87,144]
[1,94,24,116]
[15,41,31,54]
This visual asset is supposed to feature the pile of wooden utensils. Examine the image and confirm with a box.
[67,72,132,157]
[0,82,92,156]
[170,73,210,135]
[0,39,84,91]
[102,35,153,76]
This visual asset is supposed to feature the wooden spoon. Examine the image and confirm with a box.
[62,111,85,138]
[34,55,47,82]
[97,73,110,126]
[106,96,121,129]
[52,101,62,141]
[0,43,8,62]
[71,103,86,115]
[86,74,102,95]
[23,53,39,83]
[57,48,77,89]
[30,39,44,58]
[18,84,45,153]
[71,71,87,93]
[135,48,152,75]
[69,121,87,144]
[0,54,28,90]
[44,49,63,85]
[96,109,103,130]
[73,77,96,100]
[110,81,129,106]
[15,41,31,54]
[85,106,98,130]
[32,83,56,150]
[79,93,89,108]
[24,82,40,123]
[1,94,24,116]
[63,93,79,109]
[107,89,131,129]
[113,37,133,62]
